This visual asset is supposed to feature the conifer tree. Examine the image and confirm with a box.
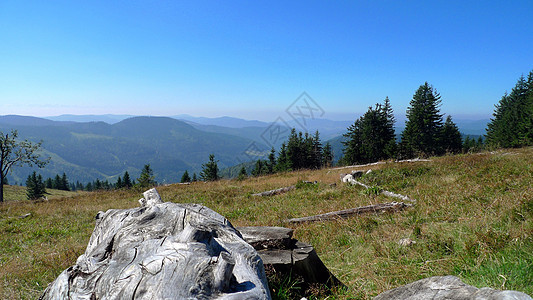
[267,148,276,174]
[400,83,444,157]
[237,166,247,180]
[441,115,463,154]
[322,142,333,167]
[116,176,123,189]
[60,173,70,191]
[200,154,219,181]
[138,164,155,188]
[26,171,45,200]
[181,170,191,183]
[486,71,533,148]
[192,173,198,182]
[275,143,290,172]
[123,171,132,188]
[342,98,396,164]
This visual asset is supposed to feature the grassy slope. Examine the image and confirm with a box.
[0,147,531,299]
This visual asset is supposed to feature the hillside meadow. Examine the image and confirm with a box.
[0,147,532,299]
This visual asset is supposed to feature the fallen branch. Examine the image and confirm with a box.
[286,202,411,224]
[252,186,295,196]
[252,181,317,197]
[330,158,431,171]
[344,176,416,204]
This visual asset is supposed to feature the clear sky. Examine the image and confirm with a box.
[1,1,532,121]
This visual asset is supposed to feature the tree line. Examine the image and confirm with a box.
[2,70,532,201]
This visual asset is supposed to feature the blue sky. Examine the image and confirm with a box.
[1,1,532,121]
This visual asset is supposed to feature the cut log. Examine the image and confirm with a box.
[286,202,411,224]
[40,188,271,300]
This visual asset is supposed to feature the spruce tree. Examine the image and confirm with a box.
[26,171,45,200]
[61,173,70,191]
[275,143,290,172]
[116,176,123,189]
[237,166,247,180]
[267,148,276,174]
[322,142,333,167]
[138,164,155,188]
[400,82,444,158]
[486,71,533,148]
[441,115,462,154]
[342,98,396,164]
[200,154,219,181]
[192,173,198,182]
[123,171,132,188]
[181,170,191,183]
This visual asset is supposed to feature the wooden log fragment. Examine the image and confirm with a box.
[286,202,411,224]
[252,186,295,196]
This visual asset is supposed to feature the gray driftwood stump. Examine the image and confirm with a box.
[40,189,271,299]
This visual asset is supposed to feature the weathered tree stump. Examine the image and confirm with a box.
[40,189,271,299]
[237,226,344,291]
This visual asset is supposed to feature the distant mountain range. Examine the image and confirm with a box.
[1,114,490,185]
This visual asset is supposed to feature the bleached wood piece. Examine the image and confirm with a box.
[40,188,271,300]
[286,202,411,224]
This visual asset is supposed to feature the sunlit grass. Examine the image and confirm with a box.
[0,147,531,299]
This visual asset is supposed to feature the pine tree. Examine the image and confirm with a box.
[181,170,191,183]
[60,173,70,191]
[237,166,247,180]
[123,171,132,188]
[312,131,323,169]
[441,115,462,154]
[322,142,333,167]
[192,173,198,182]
[400,82,444,158]
[26,171,45,200]
[267,148,276,174]
[200,154,219,181]
[137,164,155,188]
[486,71,533,148]
[342,98,396,164]
[116,176,123,189]
[275,143,290,172]
[53,174,61,189]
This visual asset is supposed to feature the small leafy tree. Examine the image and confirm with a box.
[200,154,219,181]
[1,130,49,202]
[26,171,46,200]
[181,170,191,183]
[137,164,155,188]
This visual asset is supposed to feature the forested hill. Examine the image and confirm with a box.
[0,116,269,184]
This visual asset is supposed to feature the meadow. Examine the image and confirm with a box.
[0,147,531,299]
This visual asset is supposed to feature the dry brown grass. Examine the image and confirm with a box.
[1,147,532,299]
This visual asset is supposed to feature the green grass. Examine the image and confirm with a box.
[0,147,532,299]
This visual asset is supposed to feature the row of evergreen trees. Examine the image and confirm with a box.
[341,83,464,165]
[486,71,533,148]
[247,129,333,177]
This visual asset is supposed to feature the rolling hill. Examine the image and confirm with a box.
[0,116,269,184]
